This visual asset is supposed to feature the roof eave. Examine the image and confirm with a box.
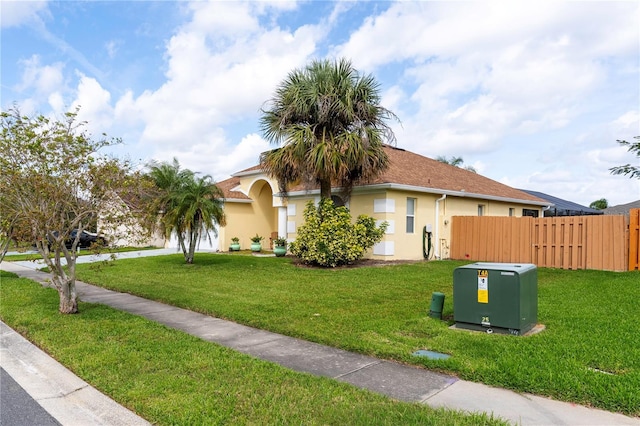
[232,168,264,178]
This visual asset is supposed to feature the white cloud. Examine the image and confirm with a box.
[105,40,119,59]
[16,55,64,93]
[611,110,640,137]
[70,73,114,133]
[152,133,270,182]
[0,0,49,28]
[47,92,65,113]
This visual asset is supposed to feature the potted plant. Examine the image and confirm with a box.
[230,237,240,251]
[250,234,263,252]
[273,236,287,257]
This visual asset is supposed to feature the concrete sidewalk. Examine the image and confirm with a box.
[1,258,639,425]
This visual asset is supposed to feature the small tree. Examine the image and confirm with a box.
[289,199,387,267]
[589,198,608,210]
[609,136,640,179]
[0,107,147,313]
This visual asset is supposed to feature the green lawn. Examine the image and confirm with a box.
[0,271,502,425]
[70,253,640,416]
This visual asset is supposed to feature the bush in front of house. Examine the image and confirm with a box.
[289,199,388,267]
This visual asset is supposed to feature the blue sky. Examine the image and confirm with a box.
[2,0,638,206]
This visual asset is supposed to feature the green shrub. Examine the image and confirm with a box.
[289,199,388,267]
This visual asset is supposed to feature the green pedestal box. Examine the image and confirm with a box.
[453,263,537,336]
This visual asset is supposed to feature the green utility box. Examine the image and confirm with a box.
[453,263,537,335]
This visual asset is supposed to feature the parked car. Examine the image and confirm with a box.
[66,229,107,249]
[44,229,108,250]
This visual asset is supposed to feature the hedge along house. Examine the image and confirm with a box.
[216,145,550,260]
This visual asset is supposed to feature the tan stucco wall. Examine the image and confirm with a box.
[364,190,440,260]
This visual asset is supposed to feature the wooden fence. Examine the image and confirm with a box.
[450,210,640,272]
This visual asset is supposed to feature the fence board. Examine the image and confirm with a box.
[629,209,639,271]
[451,214,629,271]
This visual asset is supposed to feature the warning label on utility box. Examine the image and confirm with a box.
[477,269,488,303]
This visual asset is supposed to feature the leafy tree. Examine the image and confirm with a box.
[589,198,608,210]
[436,155,477,173]
[289,199,387,267]
[0,107,146,313]
[609,136,640,179]
[147,159,225,264]
[259,58,398,200]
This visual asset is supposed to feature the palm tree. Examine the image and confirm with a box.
[147,158,194,258]
[260,58,398,200]
[147,159,225,263]
[436,156,477,173]
[166,175,226,264]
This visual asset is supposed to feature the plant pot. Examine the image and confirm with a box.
[251,242,262,252]
[230,243,240,251]
[274,246,287,257]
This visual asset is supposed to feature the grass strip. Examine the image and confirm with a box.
[0,271,503,425]
[73,254,640,416]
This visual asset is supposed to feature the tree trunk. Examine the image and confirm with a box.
[186,223,199,264]
[38,243,79,314]
[320,179,332,200]
[177,232,188,257]
[58,281,78,314]
[51,271,78,314]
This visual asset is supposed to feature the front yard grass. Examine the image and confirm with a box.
[0,271,502,425]
[71,254,640,416]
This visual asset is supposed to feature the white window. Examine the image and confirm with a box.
[373,241,395,256]
[478,204,485,216]
[509,208,515,217]
[374,198,395,213]
[406,198,416,233]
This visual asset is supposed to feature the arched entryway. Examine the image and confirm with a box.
[248,179,278,247]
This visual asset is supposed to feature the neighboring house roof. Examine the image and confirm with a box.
[519,189,603,216]
[603,200,640,216]
[218,145,548,205]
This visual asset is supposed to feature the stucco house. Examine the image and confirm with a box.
[216,145,549,261]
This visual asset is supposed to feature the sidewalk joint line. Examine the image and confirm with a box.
[333,360,382,379]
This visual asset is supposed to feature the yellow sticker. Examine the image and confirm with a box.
[478,270,488,303]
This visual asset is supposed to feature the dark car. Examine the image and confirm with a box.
[67,229,107,249]
[45,229,108,250]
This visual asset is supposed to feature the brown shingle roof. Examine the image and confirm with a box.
[216,176,250,201]
[373,146,546,203]
[218,145,547,204]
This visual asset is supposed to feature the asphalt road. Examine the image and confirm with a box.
[0,368,60,426]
